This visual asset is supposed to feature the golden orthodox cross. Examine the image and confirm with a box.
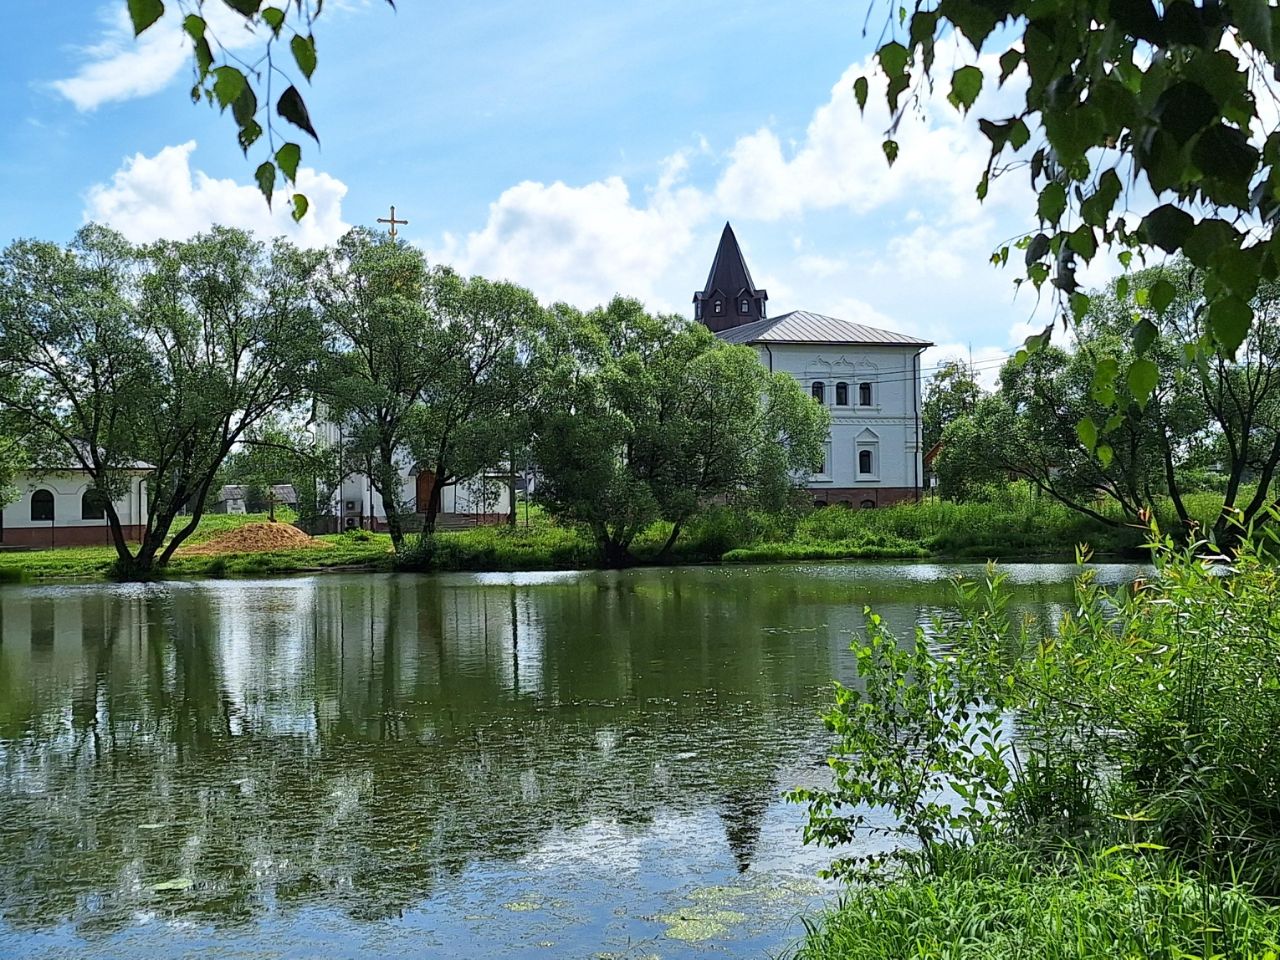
[377,204,408,239]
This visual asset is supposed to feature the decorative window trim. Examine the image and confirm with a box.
[856,428,880,482]
[811,381,826,404]
[812,440,834,482]
[835,381,849,406]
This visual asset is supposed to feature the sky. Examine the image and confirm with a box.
[0,0,1104,382]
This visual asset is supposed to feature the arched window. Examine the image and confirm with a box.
[31,490,54,522]
[835,382,849,406]
[811,381,825,403]
[714,300,723,315]
[860,498,876,509]
[858,449,874,475]
[81,489,108,520]
[740,298,749,314]
[859,381,873,406]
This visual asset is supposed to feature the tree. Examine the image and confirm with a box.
[0,225,321,576]
[922,359,982,450]
[941,263,1280,545]
[532,298,829,565]
[313,229,437,554]
[857,3,1280,397]
[216,416,337,522]
[405,270,547,535]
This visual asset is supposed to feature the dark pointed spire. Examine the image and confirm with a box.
[694,222,768,332]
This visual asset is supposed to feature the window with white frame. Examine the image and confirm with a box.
[858,381,873,406]
[856,429,879,480]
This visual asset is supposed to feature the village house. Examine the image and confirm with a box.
[695,223,933,507]
[313,411,512,531]
[1,466,149,548]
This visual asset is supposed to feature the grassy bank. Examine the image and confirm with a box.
[0,486,1232,581]
[796,848,1280,960]
[789,530,1280,959]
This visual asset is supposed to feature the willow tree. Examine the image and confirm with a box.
[533,298,830,565]
[0,225,321,576]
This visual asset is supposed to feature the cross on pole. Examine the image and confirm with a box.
[377,204,408,239]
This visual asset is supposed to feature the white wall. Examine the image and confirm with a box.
[3,472,149,530]
[760,343,925,491]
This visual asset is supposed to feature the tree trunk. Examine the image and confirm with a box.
[656,519,684,560]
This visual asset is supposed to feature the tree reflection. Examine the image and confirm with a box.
[0,566,1082,934]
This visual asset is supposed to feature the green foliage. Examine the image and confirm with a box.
[858,1,1280,373]
[0,225,321,577]
[795,848,1280,960]
[795,524,1280,956]
[922,358,983,450]
[133,0,395,219]
[938,265,1280,546]
[532,298,829,564]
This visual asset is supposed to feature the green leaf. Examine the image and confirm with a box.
[1037,182,1066,223]
[998,48,1021,84]
[261,6,285,33]
[1208,296,1253,355]
[1080,169,1122,228]
[877,41,909,78]
[1133,317,1159,353]
[212,66,247,110]
[1126,357,1159,409]
[231,85,257,128]
[291,34,317,81]
[1068,225,1097,261]
[221,0,261,15]
[1232,0,1274,58]
[128,0,165,35]
[291,193,309,222]
[1077,416,1098,450]
[1149,278,1176,314]
[853,76,869,112]
[1096,443,1114,468]
[1140,205,1194,254]
[255,161,275,206]
[193,35,213,77]
[182,14,205,40]
[277,86,319,142]
[882,139,899,166]
[948,65,983,113]
[275,142,301,182]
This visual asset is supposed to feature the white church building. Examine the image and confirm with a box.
[695,224,931,507]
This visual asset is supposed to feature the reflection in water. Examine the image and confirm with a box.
[0,563,1143,959]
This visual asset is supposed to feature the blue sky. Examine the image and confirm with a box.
[0,1,1083,378]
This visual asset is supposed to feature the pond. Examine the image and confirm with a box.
[0,561,1144,959]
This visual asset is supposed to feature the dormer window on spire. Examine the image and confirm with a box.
[693,222,768,332]
[714,300,722,315]
[740,298,749,314]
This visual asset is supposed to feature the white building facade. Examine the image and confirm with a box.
[1,470,149,548]
[697,224,931,507]
[314,411,512,531]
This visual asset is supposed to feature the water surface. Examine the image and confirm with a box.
[0,561,1143,959]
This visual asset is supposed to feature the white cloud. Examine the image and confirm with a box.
[52,4,258,111]
[433,155,708,311]
[84,141,350,247]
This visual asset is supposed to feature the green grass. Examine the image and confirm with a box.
[795,849,1280,960]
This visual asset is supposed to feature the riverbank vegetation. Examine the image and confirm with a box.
[0,484,1242,582]
[792,528,1280,958]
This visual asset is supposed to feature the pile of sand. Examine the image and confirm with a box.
[178,522,331,556]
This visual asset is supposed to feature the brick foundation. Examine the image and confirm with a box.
[1,525,145,548]
[808,487,920,509]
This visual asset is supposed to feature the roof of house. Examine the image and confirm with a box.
[715,310,933,347]
[218,485,246,501]
[694,222,768,303]
[270,484,298,504]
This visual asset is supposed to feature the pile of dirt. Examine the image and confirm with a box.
[178,522,331,556]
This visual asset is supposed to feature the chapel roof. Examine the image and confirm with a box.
[715,310,933,348]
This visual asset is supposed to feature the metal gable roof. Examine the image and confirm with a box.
[715,310,933,347]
